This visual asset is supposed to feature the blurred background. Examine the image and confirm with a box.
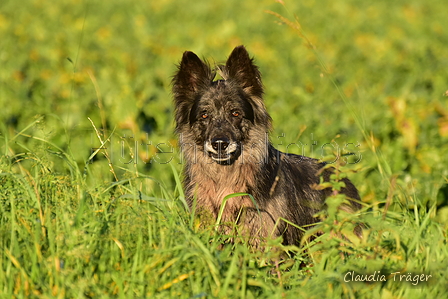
[1,0,447,212]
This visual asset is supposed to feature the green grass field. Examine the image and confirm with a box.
[1,0,448,297]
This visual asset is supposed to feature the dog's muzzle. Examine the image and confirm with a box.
[205,137,238,164]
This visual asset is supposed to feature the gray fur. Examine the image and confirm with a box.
[172,45,360,246]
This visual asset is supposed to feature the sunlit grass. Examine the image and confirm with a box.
[1,0,448,297]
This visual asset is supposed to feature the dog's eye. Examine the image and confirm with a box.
[231,111,240,117]
[201,113,208,119]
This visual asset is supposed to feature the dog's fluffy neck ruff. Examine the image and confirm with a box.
[182,129,277,217]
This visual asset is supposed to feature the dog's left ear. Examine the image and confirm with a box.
[225,46,263,98]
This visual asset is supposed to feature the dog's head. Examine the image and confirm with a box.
[172,46,272,165]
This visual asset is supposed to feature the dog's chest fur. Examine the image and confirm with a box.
[186,162,259,218]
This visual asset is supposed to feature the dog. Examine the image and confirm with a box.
[172,45,361,247]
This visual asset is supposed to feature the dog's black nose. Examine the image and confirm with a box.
[211,137,229,151]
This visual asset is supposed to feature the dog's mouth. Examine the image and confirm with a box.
[209,152,234,163]
[205,139,239,165]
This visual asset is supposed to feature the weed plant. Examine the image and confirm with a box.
[1,0,447,297]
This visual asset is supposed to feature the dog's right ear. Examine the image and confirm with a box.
[172,51,214,129]
[172,51,214,100]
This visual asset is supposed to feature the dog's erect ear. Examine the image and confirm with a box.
[225,46,271,128]
[172,51,214,99]
[172,51,214,129]
[225,46,263,98]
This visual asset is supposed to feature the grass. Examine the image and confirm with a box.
[1,0,448,297]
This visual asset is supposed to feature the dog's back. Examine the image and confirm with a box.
[172,45,360,246]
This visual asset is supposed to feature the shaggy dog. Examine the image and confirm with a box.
[172,45,360,246]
